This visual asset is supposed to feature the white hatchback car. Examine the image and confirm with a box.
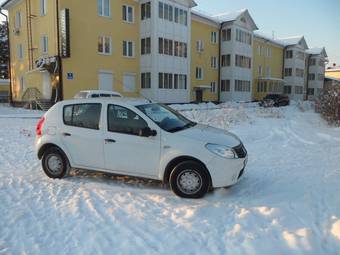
[35,98,248,198]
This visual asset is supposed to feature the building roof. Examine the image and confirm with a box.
[306,47,328,57]
[275,36,308,49]
[191,9,221,25]
[254,32,285,47]
[213,9,258,30]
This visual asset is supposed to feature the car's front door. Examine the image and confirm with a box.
[60,103,105,170]
[103,104,161,178]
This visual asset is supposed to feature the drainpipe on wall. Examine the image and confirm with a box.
[0,9,13,105]
[55,0,63,101]
[217,22,226,103]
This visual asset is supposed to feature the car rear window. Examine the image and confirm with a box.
[63,103,102,130]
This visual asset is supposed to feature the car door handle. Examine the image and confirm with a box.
[105,139,116,144]
[63,132,71,137]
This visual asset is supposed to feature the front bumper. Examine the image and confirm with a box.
[207,153,248,188]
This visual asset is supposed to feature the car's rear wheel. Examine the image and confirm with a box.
[169,161,210,198]
[42,147,69,179]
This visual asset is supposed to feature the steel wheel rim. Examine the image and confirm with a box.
[177,169,202,195]
[46,154,63,175]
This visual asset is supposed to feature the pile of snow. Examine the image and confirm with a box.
[0,102,339,254]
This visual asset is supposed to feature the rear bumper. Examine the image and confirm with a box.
[207,155,248,188]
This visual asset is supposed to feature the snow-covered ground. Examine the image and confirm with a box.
[0,102,339,255]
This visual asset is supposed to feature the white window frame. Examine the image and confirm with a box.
[211,31,217,44]
[195,67,203,80]
[17,44,23,59]
[210,81,216,93]
[40,0,47,16]
[123,40,134,57]
[123,73,136,92]
[211,56,217,69]
[98,36,112,55]
[15,11,22,28]
[98,0,111,17]
[196,40,204,52]
[122,5,134,23]
[41,35,48,54]
[266,66,271,77]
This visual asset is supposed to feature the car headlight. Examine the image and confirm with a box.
[205,143,237,159]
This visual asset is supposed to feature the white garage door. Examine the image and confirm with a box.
[98,72,113,91]
[123,74,136,92]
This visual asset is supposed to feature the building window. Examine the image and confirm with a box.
[174,41,187,58]
[221,55,231,67]
[284,85,292,94]
[266,48,272,57]
[158,73,173,89]
[266,66,271,77]
[236,29,252,45]
[98,36,111,55]
[122,5,134,23]
[308,73,315,81]
[258,65,262,76]
[141,2,151,20]
[295,86,303,94]
[284,68,292,77]
[159,2,173,22]
[318,74,324,81]
[174,74,187,89]
[235,80,251,92]
[221,80,230,92]
[296,51,305,61]
[235,55,251,69]
[285,50,293,59]
[123,41,134,57]
[211,32,217,44]
[15,11,22,28]
[159,38,173,56]
[123,73,136,92]
[141,37,151,55]
[98,0,110,17]
[141,72,151,89]
[196,40,204,52]
[195,67,203,80]
[211,56,217,69]
[309,58,316,66]
[318,60,324,67]
[222,28,231,41]
[307,88,315,96]
[17,44,23,59]
[41,35,48,54]
[19,76,24,92]
[257,81,267,93]
[296,68,304,78]
[40,0,47,16]
[174,8,187,25]
[210,81,216,93]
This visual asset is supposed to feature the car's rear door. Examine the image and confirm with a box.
[103,104,161,178]
[60,102,105,170]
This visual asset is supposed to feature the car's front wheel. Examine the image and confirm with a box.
[169,161,210,198]
[42,147,69,179]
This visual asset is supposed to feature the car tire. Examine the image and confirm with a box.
[42,147,69,179]
[169,161,210,199]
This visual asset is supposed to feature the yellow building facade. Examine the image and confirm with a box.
[252,34,284,101]
[190,13,219,102]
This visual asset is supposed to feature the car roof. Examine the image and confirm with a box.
[60,97,153,106]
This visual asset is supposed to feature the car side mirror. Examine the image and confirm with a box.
[139,127,157,137]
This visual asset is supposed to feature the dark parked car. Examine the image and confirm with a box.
[259,94,290,107]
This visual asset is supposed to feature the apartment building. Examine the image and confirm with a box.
[1,0,327,105]
[252,33,284,101]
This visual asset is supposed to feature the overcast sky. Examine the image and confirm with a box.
[0,0,339,66]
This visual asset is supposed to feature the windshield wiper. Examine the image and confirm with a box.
[168,122,196,133]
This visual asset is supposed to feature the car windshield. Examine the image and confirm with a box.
[136,103,196,133]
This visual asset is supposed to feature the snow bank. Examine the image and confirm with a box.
[0,103,339,254]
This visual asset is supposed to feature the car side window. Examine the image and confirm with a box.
[108,105,148,136]
[63,103,102,130]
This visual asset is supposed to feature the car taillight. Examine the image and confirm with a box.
[36,116,45,137]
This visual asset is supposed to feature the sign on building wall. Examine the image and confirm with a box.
[60,9,70,58]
